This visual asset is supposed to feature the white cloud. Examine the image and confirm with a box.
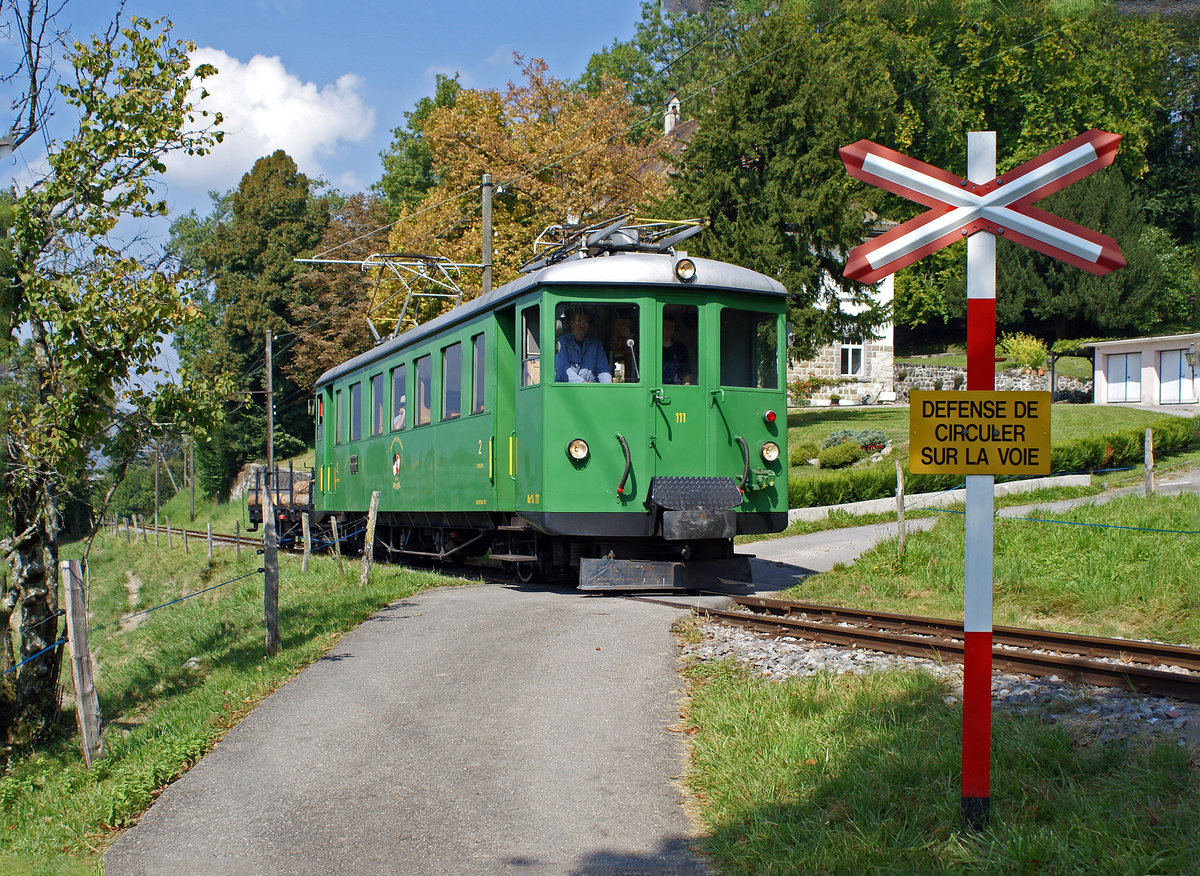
[165,48,376,192]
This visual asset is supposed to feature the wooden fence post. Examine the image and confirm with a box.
[208,523,213,560]
[264,478,280,656]
[166,517,173,550]
[125,516,131,543]
[236,520,241,561]
[1145,428,1154,497]
[331,517,344,575]
[895,459,906,557]
[62,560,105,768]
[183,525,188,554]
[301,512,311,573]
[360,491,381,587]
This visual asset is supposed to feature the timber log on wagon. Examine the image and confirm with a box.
[265,217,790,590]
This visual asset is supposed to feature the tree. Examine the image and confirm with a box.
[373,74,461,217]
[664,0,1183,350]
[668,1,935,355]
[173,151,328,499]
[380,57,670,324]
[0,14,225,745]
[287,194,390,390]
[579,0,762,125]
[1,0,69,153]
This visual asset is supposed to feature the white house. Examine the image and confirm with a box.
[786,274,895,406]
[1089,332,1198,406]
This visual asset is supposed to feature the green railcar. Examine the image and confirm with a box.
[312,229,788,589]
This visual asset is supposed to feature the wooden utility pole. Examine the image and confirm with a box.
[264,329,280,656]
[360,491,381,587]
[62,560,104,767]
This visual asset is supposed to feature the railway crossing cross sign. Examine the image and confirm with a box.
[840,130,1125,830]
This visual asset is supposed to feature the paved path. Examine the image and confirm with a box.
[105,586,708,876]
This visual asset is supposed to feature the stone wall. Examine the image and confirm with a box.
[893,361,1093,401]
[788,340,895,405]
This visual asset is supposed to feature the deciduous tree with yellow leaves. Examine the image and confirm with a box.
[378,57,670,327]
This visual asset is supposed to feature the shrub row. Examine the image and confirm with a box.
[787,418,1199,508]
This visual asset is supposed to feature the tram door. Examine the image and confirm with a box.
[650,303,710,478]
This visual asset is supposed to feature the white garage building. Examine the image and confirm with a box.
[1089,332,1198,406]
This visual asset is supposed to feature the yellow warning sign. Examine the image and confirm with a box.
[909,391,1051,475]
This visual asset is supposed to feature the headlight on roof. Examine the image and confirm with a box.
[674,257,696,283]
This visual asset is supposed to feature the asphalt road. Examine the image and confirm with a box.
[104,585,711,876]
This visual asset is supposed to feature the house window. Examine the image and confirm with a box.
[840,343,864,378]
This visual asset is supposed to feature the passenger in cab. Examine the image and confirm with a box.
[661,314,692,385]
[555,306,612,383]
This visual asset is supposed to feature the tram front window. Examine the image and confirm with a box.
[554,302,640,383]
[720,308,779,388]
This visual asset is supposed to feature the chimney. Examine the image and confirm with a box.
[664,89,681,136]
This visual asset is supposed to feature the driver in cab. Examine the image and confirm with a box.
[555,306,612,383]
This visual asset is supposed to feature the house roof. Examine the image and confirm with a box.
[1088,331,1200,350]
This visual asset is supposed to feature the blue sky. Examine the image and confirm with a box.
[5,0,648,218]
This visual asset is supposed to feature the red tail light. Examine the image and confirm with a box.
[763,410,777,424]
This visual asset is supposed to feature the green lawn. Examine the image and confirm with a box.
[788,403,1182,450]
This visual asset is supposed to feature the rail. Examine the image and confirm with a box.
[656,595,1200,704]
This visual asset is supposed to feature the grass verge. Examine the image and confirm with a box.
[687,493,1200,872]
[683,661,1199,874]
[0,531,471,873]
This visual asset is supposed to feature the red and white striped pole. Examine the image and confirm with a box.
[962,130,995,829]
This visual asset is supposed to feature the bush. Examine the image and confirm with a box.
[790,440,821,466]
[822,429,887,451]
[998,332,1048,371]
[818,441,865,469]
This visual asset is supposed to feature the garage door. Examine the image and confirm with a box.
[1105,353,1141,403]
[1160,349,1197,404]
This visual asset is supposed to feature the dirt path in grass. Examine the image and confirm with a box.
[120,572,143,631]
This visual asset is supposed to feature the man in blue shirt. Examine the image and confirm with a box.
[555,307,612,383]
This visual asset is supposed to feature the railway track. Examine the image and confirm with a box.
[663,594,1200,704]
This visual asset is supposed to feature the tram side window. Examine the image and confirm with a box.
[371,374,385,436]
[522,306,540,386]
[349,382,362,440]
[335,389,342,443]
[553,302,639,383]
[391,364,406,430]
[719,309,779,389]
[472,333,486,413]
[415,355,432,425]
[443,342,461,420]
